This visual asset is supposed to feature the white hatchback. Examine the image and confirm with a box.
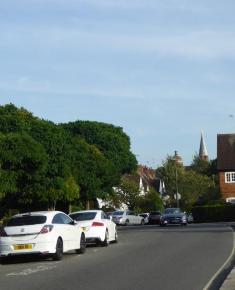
[0,211,86,260]
[69,210,118,246]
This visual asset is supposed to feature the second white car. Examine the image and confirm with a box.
[69,210,118,246]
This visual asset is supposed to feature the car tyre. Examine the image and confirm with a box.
[76,233,86,254]
[53,238,63,261]
[125,219,129,226]
[101,229,109,247]
[141,219,145,225]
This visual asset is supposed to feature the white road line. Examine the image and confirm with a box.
[203,228,235,290]
[6,263,59,277]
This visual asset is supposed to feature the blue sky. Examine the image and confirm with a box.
[1,0,235,167]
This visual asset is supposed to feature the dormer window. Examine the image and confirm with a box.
[225,172,235,183]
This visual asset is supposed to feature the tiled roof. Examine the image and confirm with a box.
[217,134,235,170]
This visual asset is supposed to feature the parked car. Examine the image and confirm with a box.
[138,213,149,224]
[160,208,187,226]
[148,211,162,224]
[0,211,86,260]
[112,210,145,226]
[69,210,117,246]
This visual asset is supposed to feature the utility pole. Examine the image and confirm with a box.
[174,151,179,208]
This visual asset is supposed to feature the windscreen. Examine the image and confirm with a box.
[70,212,97,221]
[7,215,47,227]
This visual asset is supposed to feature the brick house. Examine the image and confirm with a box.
[217,134,235,202]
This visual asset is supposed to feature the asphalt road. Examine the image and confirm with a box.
[0,223,233,290]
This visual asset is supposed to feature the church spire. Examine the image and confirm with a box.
[199,131,208,161]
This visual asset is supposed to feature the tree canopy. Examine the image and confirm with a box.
[0,104,137,215]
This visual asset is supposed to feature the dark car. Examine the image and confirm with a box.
[160,208,187,226]
[148,211,162,224]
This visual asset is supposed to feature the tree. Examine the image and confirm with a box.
[157,155,184,200]
[0,133,48,210]
[138,188,164,212]
[156,154,219,211]
[61,120,138,175]
[114,175,140,211]
[67,137,118,209]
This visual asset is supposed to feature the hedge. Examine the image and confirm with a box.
[192,204,235,223]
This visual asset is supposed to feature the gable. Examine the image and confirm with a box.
[217,134,235,170]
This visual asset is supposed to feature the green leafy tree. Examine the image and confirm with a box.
[67,137,118,209]
[138,188,164,212]
[61,120,137,175]
[0,133,48,210]
[114,175,140,211]
[156,154,219,210]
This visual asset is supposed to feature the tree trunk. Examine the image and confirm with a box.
[86,199,90,210]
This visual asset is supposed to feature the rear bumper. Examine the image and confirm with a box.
[0,239,56,257]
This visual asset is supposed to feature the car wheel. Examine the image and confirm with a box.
[53,238,63,261]
[76,233,86,254]
[125,219,129,226]
[101,229,109,247]
[141,219,145,225]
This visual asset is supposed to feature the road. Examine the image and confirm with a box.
[0,223,233,290]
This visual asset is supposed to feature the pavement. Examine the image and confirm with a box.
[220,267,235,290]
[218,223,235,290]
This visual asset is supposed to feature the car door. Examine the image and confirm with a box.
[52,213,78,251]
[127,211,135,224]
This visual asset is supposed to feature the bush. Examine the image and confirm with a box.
[192,204,235,222]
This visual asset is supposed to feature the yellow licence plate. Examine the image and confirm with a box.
[13,244,33,250]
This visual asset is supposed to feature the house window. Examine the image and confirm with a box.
[225,172,235,183]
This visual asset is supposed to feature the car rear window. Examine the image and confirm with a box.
[112,211,124,216]
[69,212,97,221]
[7,215,47,226]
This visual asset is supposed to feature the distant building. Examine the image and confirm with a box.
[217,134,235,203]
[199,131,209,161]
[174,150,183,165]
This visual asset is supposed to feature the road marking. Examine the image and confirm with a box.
[203,228,235,290]
[6,263,59,277]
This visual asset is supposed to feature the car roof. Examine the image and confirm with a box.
[70,210,102,214]
[13,211,66,219]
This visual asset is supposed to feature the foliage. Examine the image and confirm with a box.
[61,120,138,175]
[0,104,137,212]
[67,137,118,208]
[138,188,164,212]
[156,154,219,211]
[0,133,48,206]
[192,204,235,222]
[113,175,140,211]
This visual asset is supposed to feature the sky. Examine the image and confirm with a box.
[1,0,235,167]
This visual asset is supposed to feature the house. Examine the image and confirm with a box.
[217,134,235,203]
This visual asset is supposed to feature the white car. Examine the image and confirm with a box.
[112,210,145,225]
[138,213,149,224]
[69,210,117,246]
[0,211,86,260]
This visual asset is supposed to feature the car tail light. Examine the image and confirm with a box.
[0,228,8,237]
[40,225,53,234]
[92,222,104,227]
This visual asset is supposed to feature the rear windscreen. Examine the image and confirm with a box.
[7,215,47,226]
[69,212,97,221]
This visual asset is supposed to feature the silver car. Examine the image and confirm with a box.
[112,210,145,226]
